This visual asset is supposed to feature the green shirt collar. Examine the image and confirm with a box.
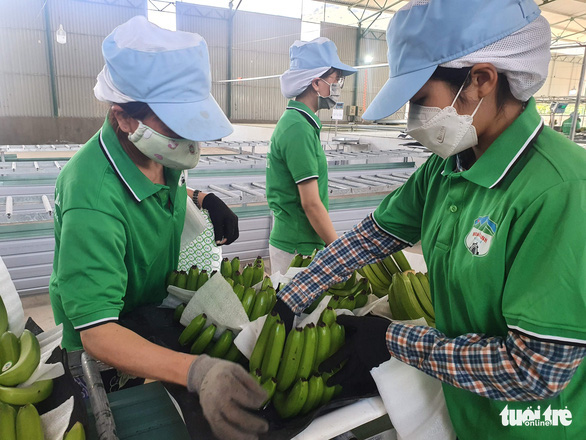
[98,117,182,202]
[443,97,543,189]
[286,100,322,130]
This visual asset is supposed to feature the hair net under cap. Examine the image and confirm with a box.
[441,15,551,102]
[363,0,543,121]
[94,16,232,141]
[280,37,357,99]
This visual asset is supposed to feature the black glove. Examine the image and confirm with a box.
[319,315,392,391]
[201,193,239,245]
[272,298,296,333]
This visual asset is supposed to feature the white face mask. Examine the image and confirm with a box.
[406,81,483,159]
[317,79,342,110]
[128,121,201,170]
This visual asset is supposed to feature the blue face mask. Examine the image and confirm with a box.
[317,79,342,110]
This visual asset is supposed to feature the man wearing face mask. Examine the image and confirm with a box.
[266,38,357,275]
[49,17,268,440]
[274,1,586,439]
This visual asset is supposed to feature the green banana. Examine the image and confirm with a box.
[416,272,432,303]
[273,378,309,419]
[328,278,367,298]
[224,342,243,363]
[342,271,357,290]
[225,277,234,288]
[260,320,286,382]
[301,257,312,268]
[362,264,387,290]
[16,404,43,440]
[220,258,232,278]
[288,254,303,269]
[232,271,243,286]
[251,368,263,384]
[301,373,324,415]
[372,262,393,285]
[249,310,279,372]
[338,295,356,311]
[319,307,336,327]
[392,250,412,272]
[393,273,426,321]
[314,322,331,372]
[166,270,179,288]
[382,255,401,275]
[327,295,340,309]
[173,304,186,323]
[242,264,254,288]
[233,284,245,301]
[178,313,207,346]
[195,270,209,290]
[260,276,273,291]
[0,331,20,373]
[260,377,277,406]
[186,265,200,291]
[255,256,265,274]
[231,257,241,275]
[296,323,317,381]
[63,422,86,440]
[190,324,217,355]
[320,372,336,406]
[329,323,345,356]
[0,330,40,386]
[0,402,16,440]
[304,291,327,314]
[372,285,390,299]
[206,330,234,358]
[266,287,277,313]
[249,289,269,322]
[0,379,53,405]
[408,273,434,318]
[354,292,368,309]
[241,287,256,317]
[175,271,188,289]
[276,327,304,392]
[388,282,410,320]
[251,264,264,287]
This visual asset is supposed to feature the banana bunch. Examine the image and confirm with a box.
[220,256,265,289]
[177,312,244,362]
[248,308,345,419]
[0,402,86,440]
[388,272,434,326]
[288,254,313,269]
[358,251,412,298]
[304,271,370,314]
[167,265,215,292]
[0,328,53,406]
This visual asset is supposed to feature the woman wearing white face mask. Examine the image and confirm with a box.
[49,17,269,440]
[266,38,356,275]
[275,1,586,439]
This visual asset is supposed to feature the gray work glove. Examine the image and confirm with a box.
[187,355,269,440]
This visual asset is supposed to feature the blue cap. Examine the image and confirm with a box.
[102,16,232,141]
[362,0,541,121]
[289,37,357,77]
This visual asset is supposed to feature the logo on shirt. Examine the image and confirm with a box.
[465,216,497,257]
[500,405,572,427]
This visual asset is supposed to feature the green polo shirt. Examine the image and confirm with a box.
[266,100,329,254]
[373,98,586,439]
[49,117,186,350]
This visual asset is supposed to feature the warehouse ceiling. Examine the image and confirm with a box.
[320,0,586,48]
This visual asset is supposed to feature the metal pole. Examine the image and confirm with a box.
[42,1,59,117]
[81,352,119,440]
[352,23,361,109]
[227,3,234,121]
[569,46,586,142]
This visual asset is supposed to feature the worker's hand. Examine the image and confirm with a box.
[201,193,239,245]
[272,298,297,333]
[187,355,269,440]
[319,315,391,392]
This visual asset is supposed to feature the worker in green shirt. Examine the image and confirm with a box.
[49,17,267,440]
[561,112,581,135]
[266,37,356,274]
[277,1,586,439]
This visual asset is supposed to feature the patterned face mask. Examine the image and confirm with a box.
[128,121,201,170]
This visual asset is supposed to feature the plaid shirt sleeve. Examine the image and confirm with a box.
[386,322,586,401]
[278,214,407,314]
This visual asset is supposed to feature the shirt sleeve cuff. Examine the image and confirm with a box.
[71,309,121,331]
